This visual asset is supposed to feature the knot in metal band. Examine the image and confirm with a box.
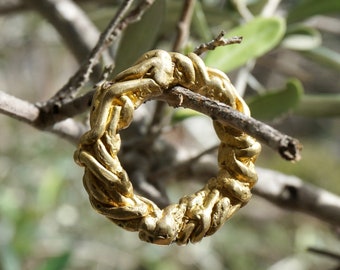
[74,50,261,245]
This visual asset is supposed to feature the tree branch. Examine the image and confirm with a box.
[157,86,302,161]
[26,0,100,66]
[0,90,39,124]
[35,90,95,128]
[2,88,338,226]
[146,0,196,138]
[0,91,85,145]
[36,0,135,110]
[194,31,243,55]
[254,168,340,227]
[37,0,156,127]
[307,247,340,261]
[31,83,302,160]
[150,152,340,227]
[172,0,196,52]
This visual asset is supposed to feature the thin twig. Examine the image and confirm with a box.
[26,0,100,66]
[232,0,253,21]
[172,0,196,52]
[261,0,282,17]
[145,101,170,138]
[146,0,196,138]
[234,60,256,97]
[37,0,156,127]
[149,145,218,184]
[307,247,340,261]
[157,86,302,161]
[194,31,243,55]
[37,0,135,110]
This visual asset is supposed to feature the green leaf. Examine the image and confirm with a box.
[281,25,321,51]
[295,94,340,117]
[204,17,286,73]
[302,46,340,72]
[192,1,213,42]
[247,79,304,120]
[287,0,340,23]
[36,251,71,270]
[171,108,202,123]
[36,168,64,211]
[112,0,165,76]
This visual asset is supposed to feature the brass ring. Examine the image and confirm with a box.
[74,50,261,245]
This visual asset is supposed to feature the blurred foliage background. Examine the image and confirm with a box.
[0,0,340,269]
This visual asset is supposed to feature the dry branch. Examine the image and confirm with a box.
[2,87,338,226]
[36,0,135,111]
[0,91,86,144]
[37,0,156,127]
[255,168,340,227]
[172,0,196,52]
[152,155,340,227]
[307,247,340,261]
[194,31,243,55]
[157,86,302,161]
[26,82,302,161]
[147,0,197,137]
[26,0,100,66]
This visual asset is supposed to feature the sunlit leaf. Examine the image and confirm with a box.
[204,17,286,72]
[294,94,340,117]
[281,25,321,51]
[247,79,304,120]
[171,108,202,123]
[287,0,340,23]
[302,46,340,72]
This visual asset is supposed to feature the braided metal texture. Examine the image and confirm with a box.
[74,50,261,245]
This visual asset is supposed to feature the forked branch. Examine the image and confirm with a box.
[194,31,243,55]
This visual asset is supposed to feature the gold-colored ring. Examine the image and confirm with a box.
[74,50,261,245]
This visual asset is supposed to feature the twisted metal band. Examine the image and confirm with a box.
[74,50,261,245]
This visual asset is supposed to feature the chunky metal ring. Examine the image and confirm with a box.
[74,50,261,245]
